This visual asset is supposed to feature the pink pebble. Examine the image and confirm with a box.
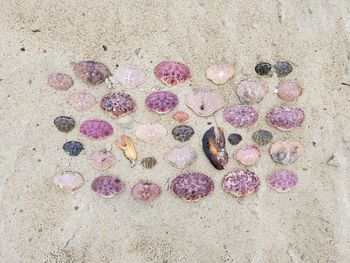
[145,90,179,114]
[68,92,96,112]
[48,73,73,90]
[277,80,302,102]
[131,181,161,202]
[267,169,299,192]
[267,106,305,131]
[234,145,261,166]
[91,175,125,198]
[154,61,190,85]
[223,105,259,128]
[80,119,113,140]
[222,169,260,197]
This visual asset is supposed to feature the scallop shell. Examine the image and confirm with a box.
[145,90,179,114]
[113,66,146,88]
[236,79,268,104]
[48,73,73,90]
[185,90,225,117]
[73,60,111,85]
[270,139,303,165]
[277,80,302,102]
[234,145,261,166]
[54,116,75,132]
[87,149,117,170]
[172,125,194,142]
[222,169,260,197]
[141,157,157,169]
[100,92,137,118]
[68,92,96,112]
[206,63,234,84]
[154,61,190,85]
[165,145,197,169]
[172,111,189,123]
[266,106,305,131]
[135,123,167,144]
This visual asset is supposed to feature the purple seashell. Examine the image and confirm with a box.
[154,61,190,85]
[223,105,259,128]
[73,60,111,85]
[222,169,260,197]
[266,106,305,131]
[100,92,137,118]
[91,175,125,198]
[267,169,299,192]
[131,181,161,202]
[170,172,214,202]
[80,119,113,140]
[145,91,179,114]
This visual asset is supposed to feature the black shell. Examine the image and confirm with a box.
[54,116,75,132]
[63,141,84,156]
[172,125,194,142]
[255,62,272,76]
[228,133,242,145]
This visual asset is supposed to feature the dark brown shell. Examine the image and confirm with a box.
[141,157,157,169]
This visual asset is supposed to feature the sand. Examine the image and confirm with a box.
[0,0,350,262]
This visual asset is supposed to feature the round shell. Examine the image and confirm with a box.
[255,62,272,76]
[154,61,190,85]
[141,157,157,169]
[274,61,293,77]
[165,145,197,169]
[113,66,146,88]
[68,92,96,112]
[48,73,74,90]
[277,80,302,101]
[172,111,189,123]
[63,141,84,156]
[267,169,299,192]
[54,116,75,132]
[131,181,161,202]
[87,149,117,170]
[206,63,234,84]
[91,175,125,198]
[100,92,137,118]
[222,169,260,197]
[145,91,179,114]
[266,106,305,131]
[252,130,273,146]
[172,125,194,142]
[270,139,303,165]
[236,79,268,104]
[80,119,113,140]
[234,145,261,166]
[54,171,85,192]
[170,172,214,201]
[228,133,242,145]
[185,90,225,117]
[223,105,259,128]
[73,60,111,85]
[135,123,167,144]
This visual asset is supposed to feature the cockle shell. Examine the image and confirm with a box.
[54,171,85,192]
[131,181,161,202]
[206,63,234,84]
[100,92,137,118]
[222,169,260,197]
[277,80,302,102]
[80,119,113,140]
[87,149,117,170]
[135,123,167,144]
[113,66,146,88]
[266,106,305,131]
[267,169,299,192]
[172,111,189,123]
[185,89,225,117]
[223,105,259,128]
[236,79,268,104]
[48,73,73,90]
[145,90,179,114]
[73,60,111,85]
[91,175,125,198]
[68,92,96,112]
[165,145,197,169]
[270,139,303,165]
[154,61,190,85]
[234,145,261,166]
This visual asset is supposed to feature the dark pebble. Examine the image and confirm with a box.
[54,116,75,132]
[228,133,242,145]
[63,141,84,156]
[172,125,194,142]
[255,62,272,76]
[252,130,273,146]
[274,61,293,77]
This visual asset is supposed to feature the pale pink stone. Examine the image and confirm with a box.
[131,181,161,202]
[267,169,299,192]
[135,123,167,144]
[206,63,234,84]
[54,171,85,192]
[164,145,197,169]
[113,66,146,88]
[87,149,117,170]
[270,139,303,165]
[277,80,302,102]
[68,92,97,112]
[234,145,261,165]
[185,89,225,117]
[172,111,189,123]
[48,73,74,90]
[236,79,268,104]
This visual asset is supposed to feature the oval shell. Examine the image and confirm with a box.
[267,169,299,192]
[172,111,189,123]
[100,92,137,118]
[63,141,84,156]
[54,171,85,192]
[141,157,157,169]
[206,63,234,84]
[255,62,272,76]
[266,106,305,131]
[172,125,194,142]
[87,149,117,170]
[223,105,259,128]
[80,119,113,140]
[252,130,273,146]
[91,175,125,198]
[234,145,261,165]
[165,145,197,169]
[270,139,303,165]
[113,66,146,88]
[145,90,179,114]
[228,133,242,145]
[185,90,225,117]
[54,116,75,132]
[135,123,167,144]
[48,73,73,90]
[73,60,111,85]
[68,92,96,112]
[274,61,293,77]
[222,169,260,197]
[131,181,161,202]
[277,80,302,102]
[236,79,268,104]
[154,61,190,85]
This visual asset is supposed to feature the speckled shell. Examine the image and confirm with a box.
[79,119,113,140]
[222,169,260,197]
[267,169,299,192]
[63,141,84,156]
[91,175,125,198]
[54,116,75,132]
[154,61,190,85]
[100,92,137,118]
[266,106,305,131]
[277,80,302,102]
[131,181,161,202]
[145,90,179,114]
[141,157,157,169]
[223,105,259,128]
[172,125,194,142]
[252,130,273,146]
[48,73,74,90]
[73,60,111,85]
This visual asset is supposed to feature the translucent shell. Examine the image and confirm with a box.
[87,149,117,170]
[54,171,85,192]
[234,145,261,166]
[68,92,96,112]
[113,66,146,88]
[206,63,234,84]
[135,123,167,144]
[79,119,113,140]
[267,169,299,192]
[73,60,111,85]
[165,145,197,169]
[48,73,74,90]
[154,61,190,85]
[145,91,179,114]
[100,92,137,118]
[185,90,225,117]
[172,111,189,123]
[266,106,305,131]
[222,169,260,197]
[236,79,268,104]
[131,181,161,202]
[270,139,303,165]
[223,105,259,128]
[91,175,125,198]
[277,80,302,102]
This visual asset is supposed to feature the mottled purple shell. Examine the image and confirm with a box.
[100,92,137,118]
[73,60,111,85]
[266,106,305,131]
[223,105,259,128]
[170,172,214,201]
[91,175,125,198]
[131,181,161,202]
[80,119,113,140]
[222,169,260,197]
[267,169,299,192]
[145,91,179,114]
[154,61,190,85]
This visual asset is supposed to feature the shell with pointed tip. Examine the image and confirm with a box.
[222,169,260,197]
[113,66,146,88]
[100,92,137,118]
[154,61,190,85]
[267,169,298,192]
[91,175,125,198]
[135,123,167,144]
[73,60,111,85]
[267,106,305,131]
[234,145,261,166]
[236,79,268,104]
[170,172,214,201]
[223,105,259,128]
[165,146,197,169]
[48,73,74,90]
[206,63,234,84]
[68,92,96,112]
[145,91,179,114]
[172,125,194,142]
[185,90,225,117]
[277,80,302,102]
[87,149,117,170]
[270,139,303,165]
[80,119,113,140]
[54,171,85,192]
[131,181,161,202]
[172,111,189,123]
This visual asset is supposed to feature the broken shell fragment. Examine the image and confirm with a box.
[267,169,298,192]
[202,126,228,170]
[154,61,190,85]
[141,157,157,169]
[48,73,74,91]
[267,106,305,131]
[277,80,302,102]
[145,90,179,114]
[135,123,167,144]
[185,89,225,117]
[54,171,85,192]
[222,169,260,197]
[115,135,137,167]
[80,119,113,140]
[113,66,146,88]
[270,139,303,165]
[172,125,194,142]
[170,172,214,201]
[206,63,234,84]
[236,79,268,104]
[252,130,273,146]
[234,145,260,166]
[87,149,117,170]
[91,175,125,198]
[131,181,161,202]
[63,141,84,156]
[68,92,96,112]
[165,145,197,169]
[100,92,137,118]
[54,116,75,132]
[172,111,189,123]
[223,105,259,128]
[73,60,111,85]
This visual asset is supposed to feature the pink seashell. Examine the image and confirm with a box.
[206,63,234,85]
[236,79,269,104]
[170,172,214,201]
[222,169,260,197]
[91,175,125,198]
[48,73,74,90]
[154,61,190,85]
[73,60,111,85]
[80,119,113,140]
[131,181,161,202]
[266,106,305,131]
[172,111,189,123]
[145,91,179,114]
[277,80,302,102]
[100,92,137,118]
[87,149,117,170]
[270,139,303,165]
[234,145,261,166]
[54,171,85,192]
[267,169,299,192]
[185,89,225,117]
[165,145,197,169]
[223,105,259,128]
[113,66,146,88]
[68,92,96,112]
[135,123,167,144]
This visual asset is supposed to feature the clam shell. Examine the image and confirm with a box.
[165,146,197,169]
[131,181,161,202]
[206,63,234,84]
[54,171,85,192]
[91,175,125,198]
[270,139,303,165]
[267,169,299,192]
[135,123,167,144]
[154,61,190,85]
[222,169,260,197]
[234,145,261,166]
[80,119,113,140]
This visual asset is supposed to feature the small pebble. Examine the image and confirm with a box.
[54,116,75,132]
[228,133,242,145]
[172,125,194,142]
[141,157,157,169]
[63,141,84,156]
[274,61,293,77]
[252,130,273,146]
[255,62,272,76]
